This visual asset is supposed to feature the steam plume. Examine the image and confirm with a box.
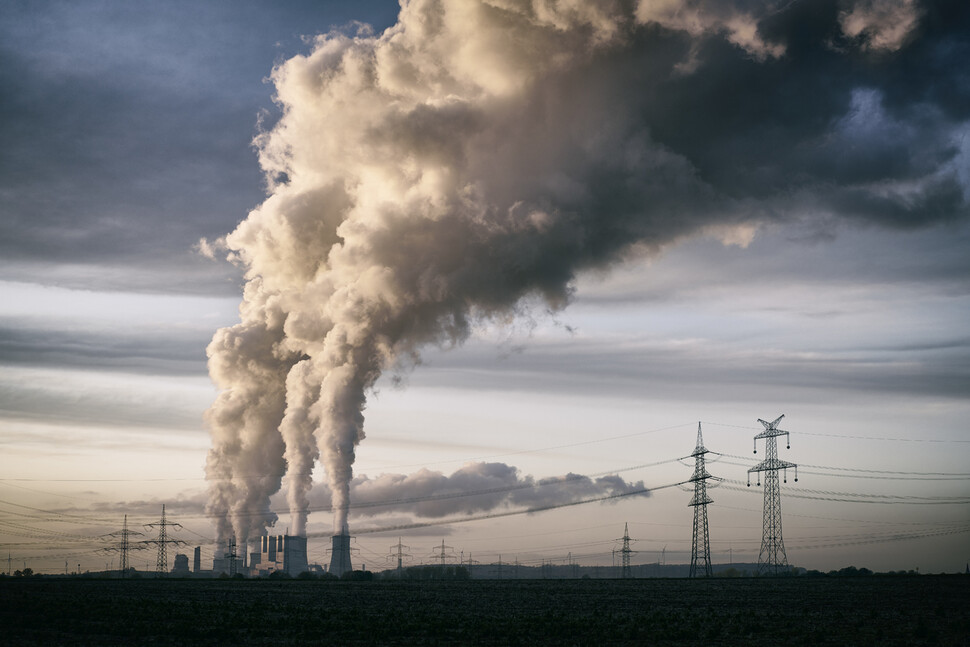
[306,462,649,521]
[204,0,966,545]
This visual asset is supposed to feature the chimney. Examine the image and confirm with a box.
[329,533,353,577]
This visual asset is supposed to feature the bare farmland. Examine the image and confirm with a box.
[1,575,967,645]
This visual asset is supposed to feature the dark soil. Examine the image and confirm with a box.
[1,575,967,645]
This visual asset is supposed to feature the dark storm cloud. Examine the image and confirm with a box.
[637,0,970,230]
[0,1,398,295]
[0,7,261,287]
[1,0,966,298]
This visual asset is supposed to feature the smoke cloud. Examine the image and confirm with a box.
[204,0,970,545]
[344,462,649,520]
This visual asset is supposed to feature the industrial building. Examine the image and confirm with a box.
[250,535,308,577]
[171,553,190,576]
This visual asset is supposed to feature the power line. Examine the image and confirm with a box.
[700,421,970,444]
[712,452,970,477]
[711,457,970,481]
[721,481,970,504]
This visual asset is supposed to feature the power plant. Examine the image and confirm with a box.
[328,533,353,577]
[251,535,309,578]
[42,415,808,578]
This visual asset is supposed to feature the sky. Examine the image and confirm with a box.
[1,0,968,576]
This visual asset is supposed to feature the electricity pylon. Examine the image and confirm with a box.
[431,539,455,566]
[225,536,238,577]
[747,415,798,576]
[689,422,715,578]
[388,538,411,576]
[613,522,636,578]
[105,515,144,577]
[144,504,185,576]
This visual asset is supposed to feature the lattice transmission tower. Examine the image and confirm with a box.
[388,538,411,576]
[613,522,636,578]
[225,536,239,577]
[431,539,455,566]
[106,515,143,577]
[144,504,185,576]
[689,422,716,578]
[747,415,798,576]
[120,516,133,574]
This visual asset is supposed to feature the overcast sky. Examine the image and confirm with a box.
[1,0,968,575]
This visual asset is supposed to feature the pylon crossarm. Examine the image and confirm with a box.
[688,494,713,507]
[749,458,797,473]
[758,414,785,430]
[689,469,712,482]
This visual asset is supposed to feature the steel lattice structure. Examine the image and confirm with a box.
[105,514,143,577]
[144,504,184,576]
[389,538,411,575]
[614,522,635,578]
[747,415,798,576]
[688,422,714,578]
[225,536,239,577]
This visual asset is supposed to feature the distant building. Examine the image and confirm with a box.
[172,553,190,576]
[193,546,201,573]
[212,554,228,575]
[251,535,308,577]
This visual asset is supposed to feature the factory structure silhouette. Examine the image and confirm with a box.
[133,417,800,579]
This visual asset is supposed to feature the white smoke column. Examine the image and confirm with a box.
[204,0,776,542]
[204,286,296,546]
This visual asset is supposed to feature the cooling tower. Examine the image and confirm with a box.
[329,533,353,577]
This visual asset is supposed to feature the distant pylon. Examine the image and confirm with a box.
[225,536,238,577]
[144,505,185,576]
[613,523,636,578]
[388,538,411,575]
[120,516,131,574]
[747,415,798,576]
[431,539,455,566]
[105,515,143,577]
[689,422,715,578]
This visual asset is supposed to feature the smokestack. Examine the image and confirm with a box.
[193,546,200,573]
[329,533,353,577]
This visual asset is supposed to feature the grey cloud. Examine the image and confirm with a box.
[575,222,970,308]
[407,334,970,403]
[0,370,210,433]
[0,1,399,296]
[0,321,208,376]
[88,492,208,522]
[639,0,970,227]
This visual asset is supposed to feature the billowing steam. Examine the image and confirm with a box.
[204,0,963,546]
[306,462,649,521]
